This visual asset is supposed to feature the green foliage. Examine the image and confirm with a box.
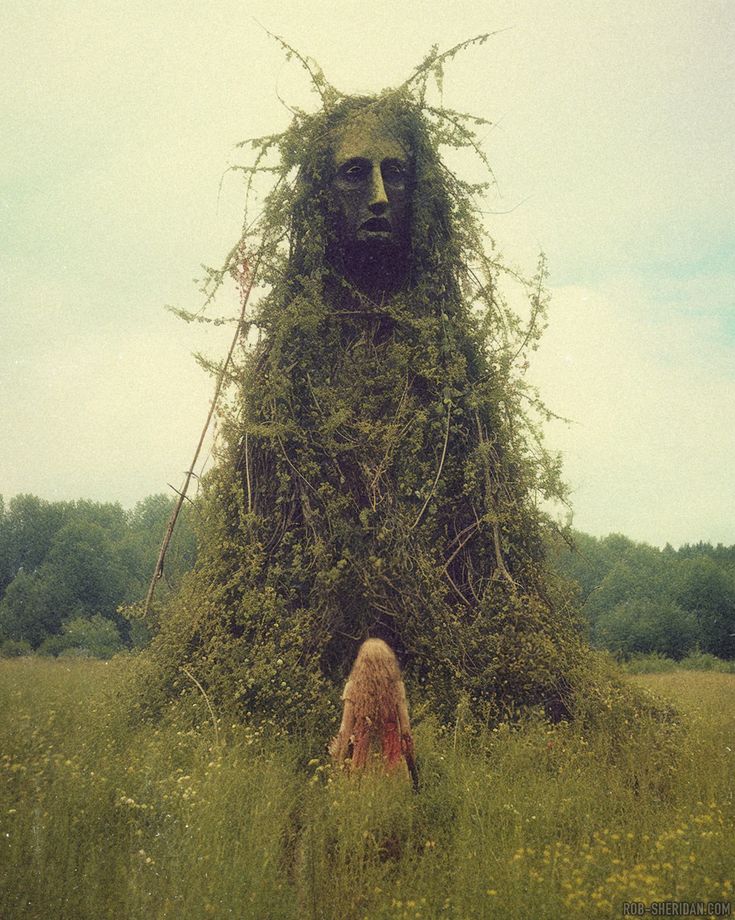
[0,518,128,647]
[620,652,679,675]
[118,494,198,606]
[675,557,735,659]
[0,494,68,595]
[582,544,675,626]
[37,614,124,660]
[47,521,129,616]
[592,598,697,660]
[0,638,32,658]
[552,531,735,662]
[679,650,735,673]
[0,570,57,647]
[0,493,196,650]
[137,48,599,731]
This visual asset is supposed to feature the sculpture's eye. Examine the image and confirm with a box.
[340,160,369,182]
[382,160,407,186]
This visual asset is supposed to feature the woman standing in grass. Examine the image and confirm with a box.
[329,638,416,784]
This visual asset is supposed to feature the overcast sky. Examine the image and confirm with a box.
[2,0,733,548]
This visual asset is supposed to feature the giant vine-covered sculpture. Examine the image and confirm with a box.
[135,40,594,731]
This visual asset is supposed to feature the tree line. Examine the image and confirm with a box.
[0,494,195,658]
[1,492,733,662]
[550,531,735,661]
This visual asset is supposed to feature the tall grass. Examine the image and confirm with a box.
[622,652,735,675]
[1,658,733,919]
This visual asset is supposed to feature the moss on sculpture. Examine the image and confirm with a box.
[130,41,640,734]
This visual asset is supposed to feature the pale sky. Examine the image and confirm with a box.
[2,0,733,548]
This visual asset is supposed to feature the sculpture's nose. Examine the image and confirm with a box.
[368,164,388,215]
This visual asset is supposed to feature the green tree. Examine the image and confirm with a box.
[45,520,129,627]
[0,638,32,658]
[0,493,199,650]
[547,531,611,605]
[0,494,69,596]
[0,518,130,647]
[583,541,674,626]
[592,597,697,659]
[68,499,127,543]
[38,614,123,659]
[119,494,197,603]
[0,570,56,646]
[675,557,735,659]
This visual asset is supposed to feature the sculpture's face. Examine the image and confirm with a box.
[331,111,411,253]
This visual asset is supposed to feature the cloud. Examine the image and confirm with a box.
[0,280,232,507]
[530,277,735,546]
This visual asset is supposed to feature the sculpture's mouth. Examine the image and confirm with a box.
[359,217,392,234]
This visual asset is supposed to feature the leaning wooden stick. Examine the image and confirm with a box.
[142,245,262,618]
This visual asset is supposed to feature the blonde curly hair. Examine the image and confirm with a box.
[329,638,413,772]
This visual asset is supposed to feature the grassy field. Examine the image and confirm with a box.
[1,658,733,920]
